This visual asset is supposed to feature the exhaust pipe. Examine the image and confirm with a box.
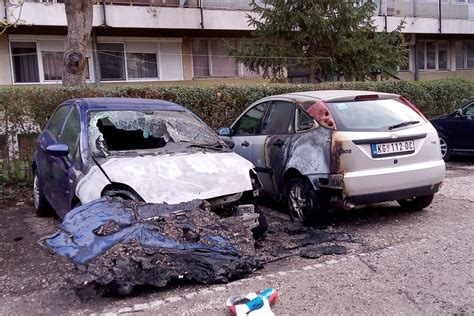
[331,197,356,210]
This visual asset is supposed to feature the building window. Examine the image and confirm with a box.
[125,42,160,79]
[98,42,163,81]
[456,41,474,69]
[399,47,412,72]
[191,40,210,77]
[191,39,240,77]
[41,51,90,81]
[97,43,126,81]
[126,53,158,79]
[11,42,40,83]
[417,41,449,71]
[42,51,63,80]
[11,39,91,83]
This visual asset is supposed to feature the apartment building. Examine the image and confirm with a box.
[1,0,474,86]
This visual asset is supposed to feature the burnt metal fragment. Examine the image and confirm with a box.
[300,245,347,259]
[41,198,258,295]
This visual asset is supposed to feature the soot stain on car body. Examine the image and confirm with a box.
[261,98,341,193]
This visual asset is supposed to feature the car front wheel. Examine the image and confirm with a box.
[33,172,52,217]
[397,194,434,211]
[286,177,328,225]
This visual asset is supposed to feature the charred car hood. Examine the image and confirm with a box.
[77,152,254,205]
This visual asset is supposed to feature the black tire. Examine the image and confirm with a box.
[285,177,329,225]
[438,134,451,161]
[397,194,434,211]
[251,206,268,239]
[103,189,141,201]
[33,171,52,217]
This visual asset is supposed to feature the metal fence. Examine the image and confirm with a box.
[0,133,36,189]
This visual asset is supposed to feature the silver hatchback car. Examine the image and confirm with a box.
[218,90,446,223]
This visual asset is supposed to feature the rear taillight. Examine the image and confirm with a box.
[399,96,427,121]
[307,100,337,130]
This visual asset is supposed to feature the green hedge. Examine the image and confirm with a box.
[1,78,474,189]
[2,78,473,133]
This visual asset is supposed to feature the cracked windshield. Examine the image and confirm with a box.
[88,110,224,156]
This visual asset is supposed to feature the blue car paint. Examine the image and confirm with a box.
[33,98,206,219]
[43,198,238,265]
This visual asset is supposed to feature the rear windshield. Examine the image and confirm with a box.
[327,99,423,132]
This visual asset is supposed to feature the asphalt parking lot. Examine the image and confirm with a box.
[0,160,473,315]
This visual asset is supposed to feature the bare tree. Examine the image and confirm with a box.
[0,0,25,35]
[62,0,94,87]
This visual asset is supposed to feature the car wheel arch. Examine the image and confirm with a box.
[282,168,305,190]
[101,183,144,201]
[71,196,82,209]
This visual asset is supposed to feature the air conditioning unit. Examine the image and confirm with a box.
[403,34,416,46]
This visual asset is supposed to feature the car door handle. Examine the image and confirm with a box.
[273,139,284,147]
[241,141,249,148]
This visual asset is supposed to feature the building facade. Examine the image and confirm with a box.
[1,0,474,86]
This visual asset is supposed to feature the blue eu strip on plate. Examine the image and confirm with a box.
[371,144,378,157]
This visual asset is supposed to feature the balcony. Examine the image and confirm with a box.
[9,0,474,34]
[26,0,268,9]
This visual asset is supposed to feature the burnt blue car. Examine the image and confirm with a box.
[32,98,261,223]
[430,101,474,160]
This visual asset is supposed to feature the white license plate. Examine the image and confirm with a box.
[371,140,415,157]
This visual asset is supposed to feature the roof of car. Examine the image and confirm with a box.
[70,97,186,111]
[266,90,400,102]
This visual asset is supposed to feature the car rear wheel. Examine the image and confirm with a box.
[33,172,52,217]
[397,194,434,211]
[438,135,450,161]
[286,177,328,225]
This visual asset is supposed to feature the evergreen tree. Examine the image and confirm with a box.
[230,0,407,82]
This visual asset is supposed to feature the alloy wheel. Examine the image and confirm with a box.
[288,183,312,222]
[33,175,40,210]
[439,137,448,159]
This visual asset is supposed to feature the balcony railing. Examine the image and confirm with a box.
[25,0,474,19]
[385,0,472,20]
[27,0,266,10]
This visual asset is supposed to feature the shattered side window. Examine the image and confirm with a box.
[88,110,222,156]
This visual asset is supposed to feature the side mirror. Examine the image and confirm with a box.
[457,108,464,116]
[218,127,232,137]
[47,144,69,157]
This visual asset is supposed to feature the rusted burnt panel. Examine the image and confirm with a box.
[330,131,347,174]
[264,135,293,193]
[285,128,332,177]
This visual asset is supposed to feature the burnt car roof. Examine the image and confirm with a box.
[70,97,186,112]
[266,90,400,103]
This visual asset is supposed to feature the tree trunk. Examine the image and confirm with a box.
[308,42,318,83]
[62,0,94,88]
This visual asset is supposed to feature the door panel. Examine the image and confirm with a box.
[50,106,82,216]
[458,104,474,150]
[257,100,296,194]
[39,105,71,204]
[229,102,271,190]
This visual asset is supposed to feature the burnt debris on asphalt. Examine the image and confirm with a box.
[41,198,259,295]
